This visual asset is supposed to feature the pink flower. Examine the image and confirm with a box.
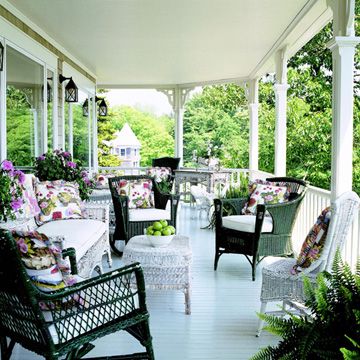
[14,170,25,184]
[40,202,48,209]
[2,160,14,171]
[11,198,22,211]
[62,151,71,158]
[67,161,76,168]
[52,211,62,220]
[264,195,273,202]
[17,238,28,254]
[37,155,46,161]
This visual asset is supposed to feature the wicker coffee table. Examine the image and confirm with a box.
[122,235,192,314]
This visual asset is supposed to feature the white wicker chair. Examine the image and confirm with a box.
[190,185,214,220]
[256,191,360,336]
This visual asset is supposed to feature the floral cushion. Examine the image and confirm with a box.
[116,179,154,209]
[146,167,172,183]
[242,183,288,215]
[292,207,331,274]
[13,230,80,309]
[16,174,41,220]
[35,180,84,223]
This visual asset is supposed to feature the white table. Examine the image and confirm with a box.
[122,235,192,314]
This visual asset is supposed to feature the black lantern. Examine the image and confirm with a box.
[47,80,52,103]
[0,42,4,71]
[98,98,108,116]
[59,74,78,103]
[82,98,89,117]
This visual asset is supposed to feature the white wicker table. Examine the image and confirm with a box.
[122,235,192,314]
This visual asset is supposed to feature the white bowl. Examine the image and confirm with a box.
[147,234,174,247]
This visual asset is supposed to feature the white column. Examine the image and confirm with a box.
[0,38,6,160]
[92,96,98,172]
[247,79,259,171]
[274,48,288,177]
[68,103,73,156]
[328,0,359,200]
[158,87,192,166]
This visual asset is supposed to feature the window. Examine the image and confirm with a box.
[6,46,44,166]
[121,149,125,156]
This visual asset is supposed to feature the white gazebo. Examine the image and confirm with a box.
[106,123,141,168]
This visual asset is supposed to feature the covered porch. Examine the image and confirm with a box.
[0,0,359,359]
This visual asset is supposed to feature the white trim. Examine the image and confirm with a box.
[88,95,92,172]
[43,65,48,153]
[92,96,98,172]
[68,103,73,155]
[52,68,58,149]
[0,37,6,161]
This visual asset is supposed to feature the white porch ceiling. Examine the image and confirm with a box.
[7,0,332,87]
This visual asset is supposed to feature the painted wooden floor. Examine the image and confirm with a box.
[11,204,280,360]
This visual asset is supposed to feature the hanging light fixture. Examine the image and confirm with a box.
[0,42,4,71]
[59,74,78,102]
[98,98,108,116]
[82,96,108,117]
[82,98,89,117]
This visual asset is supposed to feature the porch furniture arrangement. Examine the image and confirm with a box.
[174,168,231,199]
[109,175,180,255]
[122,234,192,314]
[214,177,308,281]
[0,174,111,278]
[256,191,360,336]
[0,230,155,360]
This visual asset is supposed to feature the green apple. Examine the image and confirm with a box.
[160,219,168,228]
[146,227,154,235]
[168,225,176,235]
[152,221,163,231]
[162,227,172,236]
[153,231,162,236]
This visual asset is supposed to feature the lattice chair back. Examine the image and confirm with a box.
[0,231,50,351]
[152,157,180,174]
[0,230,155,359]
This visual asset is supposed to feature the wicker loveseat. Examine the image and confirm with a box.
[0,230,154,360]
[214,177,308,280]
[0,174,111,278]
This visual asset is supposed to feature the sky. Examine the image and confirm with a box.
[106,89,173,116]
[105,88,202,116]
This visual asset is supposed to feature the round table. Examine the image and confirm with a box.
[122,235,192,314]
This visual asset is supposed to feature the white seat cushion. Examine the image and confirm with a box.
[222,215,273,233]
[129,208,171,222]
[38,219,107,261]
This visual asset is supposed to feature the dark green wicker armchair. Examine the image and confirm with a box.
[0,230,155,360]
[109,175,180,255]
[214,177,308,281]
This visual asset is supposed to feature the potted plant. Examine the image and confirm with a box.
[0,160,25,222]
[251,250,360,360]
[34,150,95,201]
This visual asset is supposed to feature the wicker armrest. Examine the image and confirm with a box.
[35,262,148,344]
[61,247,78,275]
[214,197,248,229]
[84,203,109,223]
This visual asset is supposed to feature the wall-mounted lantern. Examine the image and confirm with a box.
[82,96,108,117]
[0,42,4,71]
[59,74,78,102]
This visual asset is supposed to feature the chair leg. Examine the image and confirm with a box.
[256,301,267,337]
[214,251,221,270]
[252,261,257,281]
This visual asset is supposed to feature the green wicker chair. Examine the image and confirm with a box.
[214,177,308,281]
[109,175,180,255]
[0,230,155,360]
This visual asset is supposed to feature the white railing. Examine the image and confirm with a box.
[99,165,360,268]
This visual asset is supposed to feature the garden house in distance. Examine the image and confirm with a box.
[107,123,141,168]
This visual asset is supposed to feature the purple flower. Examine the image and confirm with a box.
[14,170,25,184]
[37,155,46,161]
[2,160,14,172]
[67,161,76,168]
[17,238,28,254]
[62,151,71,158]
[11,198,23,211]
[40,202,48,209]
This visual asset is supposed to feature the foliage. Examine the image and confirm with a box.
[224,173,249,199]
[251,251,360,360]
[0,160,25,222]
[34,150,95,201]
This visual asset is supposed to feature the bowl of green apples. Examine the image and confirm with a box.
[145,220,176,247]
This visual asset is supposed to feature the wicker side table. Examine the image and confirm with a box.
[122,235,192,314]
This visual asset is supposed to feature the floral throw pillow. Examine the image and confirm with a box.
[291,207,331,274]
[16,174,41,220]
[35,180,84,223]
[242,183,288,215]
[116,179,154,209]
[146,167,172,183]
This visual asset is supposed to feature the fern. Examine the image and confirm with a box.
[251,253,360,360]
